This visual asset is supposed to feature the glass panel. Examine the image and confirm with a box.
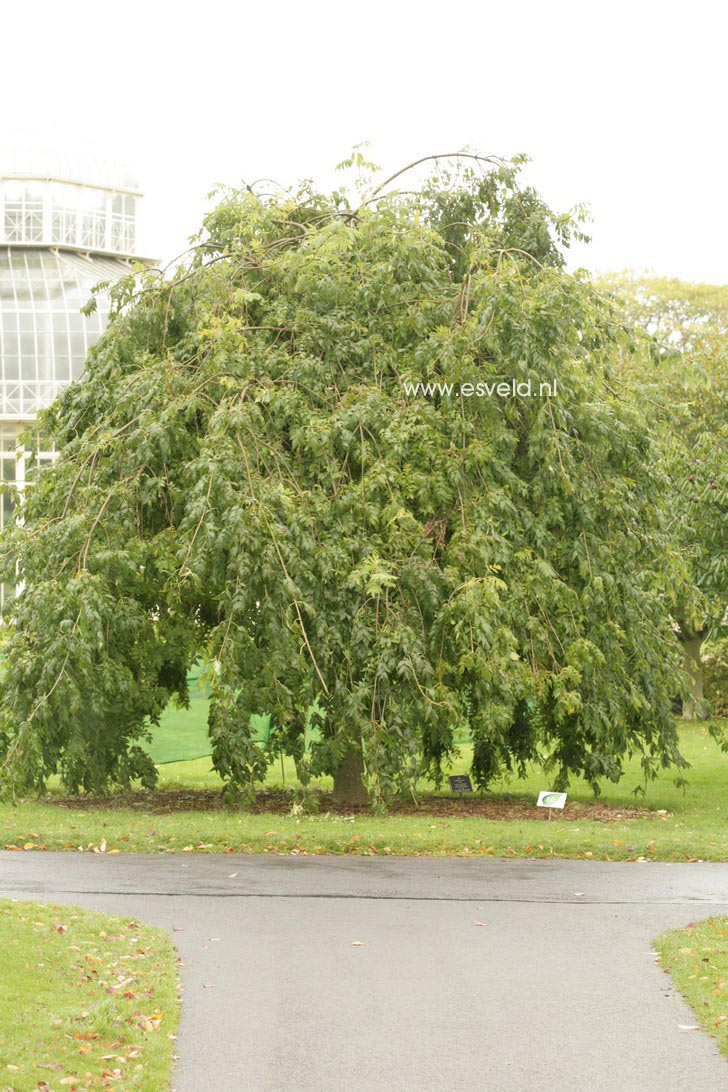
[35,313,54,380]
[1,458,16,482]
[0,248,121,418]
[50,183,78,246]
[110,193,136,252]
[52,208,77,245]
[80,189,108,250]
[2,187,44,244]
[53,330,71,379]
[1,490,15,529]
[2,317,20,380]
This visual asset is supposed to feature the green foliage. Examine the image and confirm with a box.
[704,638,728,717]
[0,154,686,801]
[599,275,728,638]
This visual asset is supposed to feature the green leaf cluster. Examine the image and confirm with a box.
[599,274,727,637]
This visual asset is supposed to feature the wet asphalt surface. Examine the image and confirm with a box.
[1,853,727,1091]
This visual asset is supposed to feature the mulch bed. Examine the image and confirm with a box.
[42,788,654,822]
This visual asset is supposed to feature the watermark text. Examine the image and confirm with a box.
[403,378,559,399]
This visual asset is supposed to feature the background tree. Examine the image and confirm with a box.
[0,156,689,803]
[600,275,728,717]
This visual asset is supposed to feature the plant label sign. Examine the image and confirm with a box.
[537,790,567,809]
[449,775,473,794]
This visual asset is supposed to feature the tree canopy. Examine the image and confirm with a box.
[0,155,689,802]
[601,274,728,717]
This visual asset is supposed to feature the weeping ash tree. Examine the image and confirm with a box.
[0,153,688,804]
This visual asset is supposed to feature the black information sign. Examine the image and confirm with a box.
[448,774,473,794]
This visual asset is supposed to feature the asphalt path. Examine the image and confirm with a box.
[1,854,727,1091]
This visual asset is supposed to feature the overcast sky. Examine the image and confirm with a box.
[3,0,726,283]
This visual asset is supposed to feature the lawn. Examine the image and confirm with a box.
[0,719,726,860]
[0,899,179,1091]
[655,917,728,1058]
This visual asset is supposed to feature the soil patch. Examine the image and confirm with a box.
[42,788,654,822]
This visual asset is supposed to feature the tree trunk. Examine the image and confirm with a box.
[333,751,368,805]
[682,629,706,719]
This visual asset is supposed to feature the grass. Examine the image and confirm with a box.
[0,899,179,1091]
[0,720,726,861]
[654,917,728,1057]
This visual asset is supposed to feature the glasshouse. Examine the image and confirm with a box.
[0,151,144,607]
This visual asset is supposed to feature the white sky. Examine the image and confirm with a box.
[3,0,726,283]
